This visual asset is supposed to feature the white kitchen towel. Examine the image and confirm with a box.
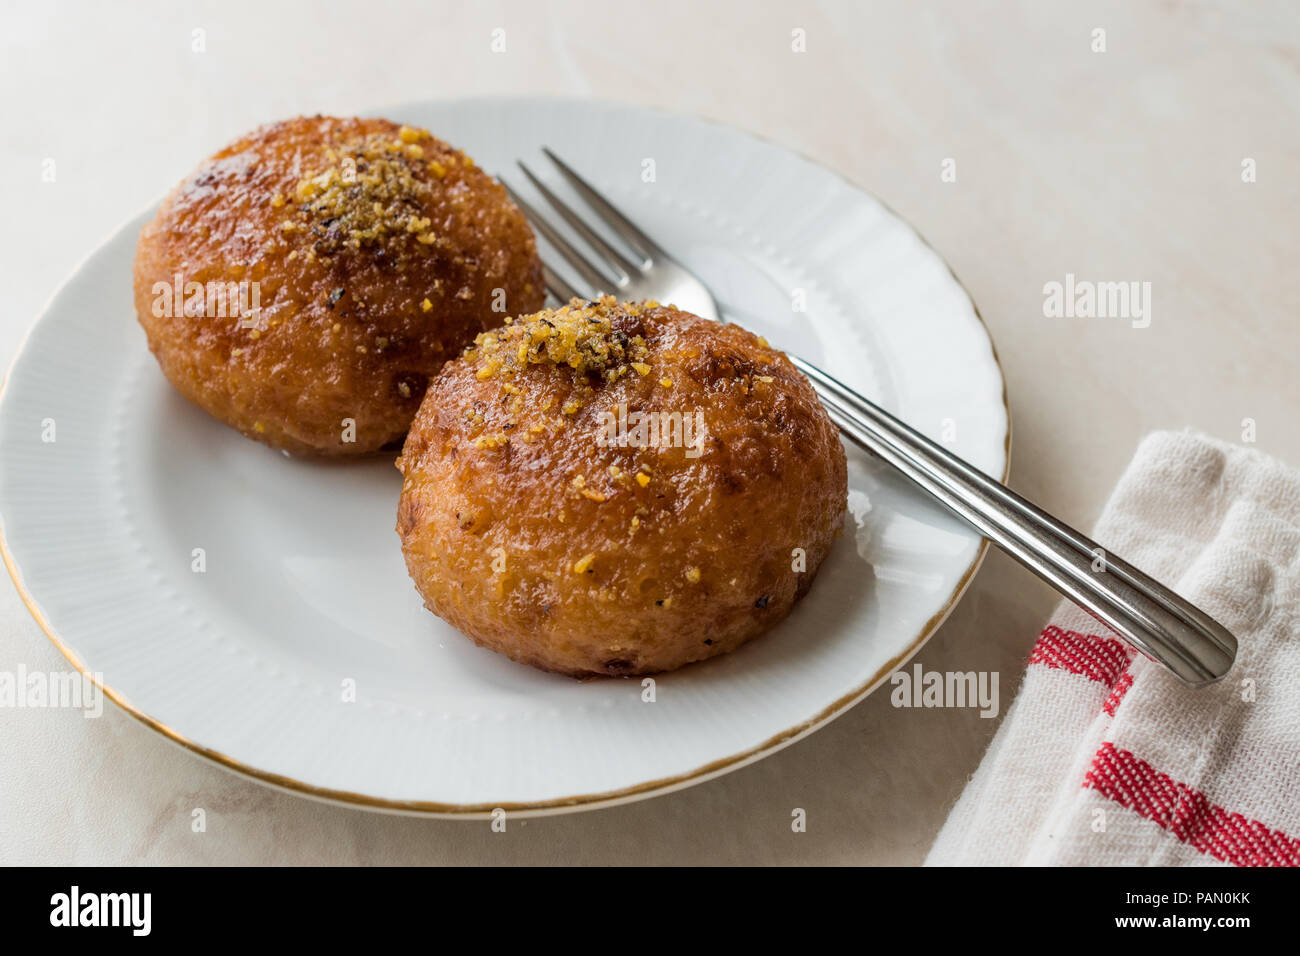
[927,431,1300,866]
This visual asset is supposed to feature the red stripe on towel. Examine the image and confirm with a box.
[1028,625,1132,686]
[1085,742,1300,867]
[1102,670,1134,716]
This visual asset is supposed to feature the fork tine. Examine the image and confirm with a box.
[517,161,641,280]
[499,179,616,295]
[542,263,582,303]
[541,147,666,263]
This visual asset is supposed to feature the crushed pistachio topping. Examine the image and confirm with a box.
[462,298,666,454]
[464,296,650,383]
[281,126,460,265]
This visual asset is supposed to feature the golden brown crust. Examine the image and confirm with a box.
[396,299,848,677]
[133,115,544,455]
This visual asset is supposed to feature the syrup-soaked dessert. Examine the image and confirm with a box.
[397,297,847,676]
[134,116,543,455]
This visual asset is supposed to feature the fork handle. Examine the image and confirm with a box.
[790,356,1238,686]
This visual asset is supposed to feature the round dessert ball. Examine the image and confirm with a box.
[396,297,848,677]
[133,115,544,455]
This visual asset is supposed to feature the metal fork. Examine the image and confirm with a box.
[500,148,1238,687]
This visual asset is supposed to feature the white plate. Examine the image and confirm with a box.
[0,98,1008,816]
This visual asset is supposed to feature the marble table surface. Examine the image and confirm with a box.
[1,0,1296,864]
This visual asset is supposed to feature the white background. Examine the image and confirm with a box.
[1,0,1296,863]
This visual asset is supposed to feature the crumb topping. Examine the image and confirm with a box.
[280,125,464,266]
[457,298,660,453]
[465,296,652,382]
